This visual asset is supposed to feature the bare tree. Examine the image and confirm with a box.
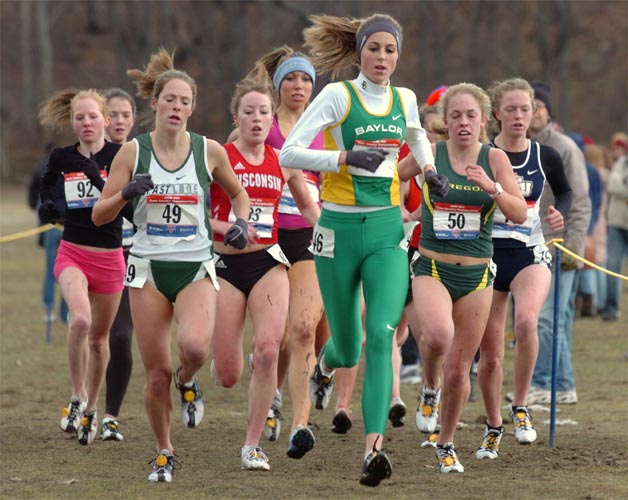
[20,2,34,133]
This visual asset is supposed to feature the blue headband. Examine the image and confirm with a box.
[272,57,316,93]
[356,20,402,62]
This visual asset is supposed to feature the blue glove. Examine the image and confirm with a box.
[224,218,248,250]
[122,173,154,200]
[346,148,388,173]
[424,169,450,197]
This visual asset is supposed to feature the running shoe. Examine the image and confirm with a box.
[436,442,464,473]
[400,363,422,385]
[416,386,440,433]
[241,446,270,471]
[332,409,352,434]
[510,406,537,444]
[148,449,178,482]
[556,390,578,405]
[60,396,86,433]
[286,426,315,459]
[262,408,282,442]
[78,410,98,445]
[388,397,407,428]
[309,345,334,410]
[475,425,504,459]
[526,386,551,404]
[174,366,204,428]
[359,447,392,487]
[420,426,440,448]
[100,417,124,441]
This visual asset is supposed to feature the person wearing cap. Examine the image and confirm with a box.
[600,132,628,321]
[528,80,591,405]
[280,13,445,486]
[233,46,328,459]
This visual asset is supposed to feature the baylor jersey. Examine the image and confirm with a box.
[420,141,496,258]
[321,82,405,207]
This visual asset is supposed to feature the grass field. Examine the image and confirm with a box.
[1,183,627,499]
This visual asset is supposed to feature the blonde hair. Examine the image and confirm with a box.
[229,79,275,117]
[420,104,446,139]
[38,88,107,131]
[440,83,492,144]
[584,143,607,170]
[127,48,197,106]
[303,13,401,79]
[487,77,534,135]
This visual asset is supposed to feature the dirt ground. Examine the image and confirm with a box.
[1,184,627,499]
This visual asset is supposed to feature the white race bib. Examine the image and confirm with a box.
[146,193,199,239]
[492,201,537,243]
[64,170,106,209]
[266,243,291,268]
[400,221,419,252]
[347,139,400,178]
[203,259,220,291]
[310,224,335,258]
[247,197,275,239]
[125,254,149,288]
[433,202,481,240]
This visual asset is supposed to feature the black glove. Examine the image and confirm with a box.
[345,148,388,173]
[121,173,154,200]
[38,199,60,224]
[424,168,450,198]
[80,155,105,190]
[224,218,248,250]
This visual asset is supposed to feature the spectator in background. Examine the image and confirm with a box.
[600,133,628,321]
[528,81,591,405]
[27,142,68,324]
[584,141,611,314]
[568,133,602,318]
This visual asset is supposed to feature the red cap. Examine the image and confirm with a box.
[426,85,448,106]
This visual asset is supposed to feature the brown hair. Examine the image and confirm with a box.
[440,83,492,144]
[127,48,196,106]
[420,104,447,139]
[247,46,313,102]
[229,79,275,116]
[303,13,401,80]
[38,88,107,131]
[104,87,137,116]
[487,77,534,135]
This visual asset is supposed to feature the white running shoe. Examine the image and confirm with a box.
[416,386,440,433]
[100,417,124,441]
[309,345,335,410]
[556,390,578,405]
[436,442,464,473]
[60,396,87,433]
[420,426,440,448]
[476,425,504,459]
[174,366,204,428]
[78,411,98,445]
[526,386,551,404]
[148,449,178,482]
[262,408,282,441]
[241,446,270,471]
[511,406,537,444]
[400,364,422,385]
